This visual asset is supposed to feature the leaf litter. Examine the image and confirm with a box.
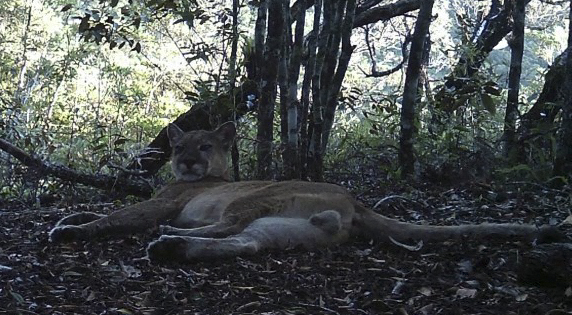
[0,182,571,314]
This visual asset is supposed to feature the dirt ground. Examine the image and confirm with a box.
[1,182,571,315]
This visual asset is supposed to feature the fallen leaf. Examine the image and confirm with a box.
[561,215,572,226]
[516,293,528,301]
[455,288,477,299]
[418,286,433,296]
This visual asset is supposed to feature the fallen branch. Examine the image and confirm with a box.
[0,138,153,198]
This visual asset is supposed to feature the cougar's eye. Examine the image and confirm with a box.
[199,144,212,151]
[173,145,183,153]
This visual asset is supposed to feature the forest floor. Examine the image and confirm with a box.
[1,180,572,315]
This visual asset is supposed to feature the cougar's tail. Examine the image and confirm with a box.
[352,204,558,244]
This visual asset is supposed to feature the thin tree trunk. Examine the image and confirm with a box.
[309,0,345,181]
[229,0,241,181]
[307,0,356,181]
[283,0,306,179]
[15,5,33,106]
[308,0,327,181]
[300,0,320,179]
[399,0,435,178]
[254,0,268,83]
[256,0,284,179]
[503,0,525,160]
[279,0,291,178]
[322,0,356,152]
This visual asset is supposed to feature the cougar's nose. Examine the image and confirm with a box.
[182,158,196,169]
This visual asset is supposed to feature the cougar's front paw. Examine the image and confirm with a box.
[146,235,188,263]
[49,225,85,243]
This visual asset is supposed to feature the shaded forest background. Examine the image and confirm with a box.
[1,0,571,203]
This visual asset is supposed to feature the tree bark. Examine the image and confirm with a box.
[305,0,357,181]
[283,0,306,180]
[398,0,435,178]
[503,0,525,159]
[553,1,572,178]
[229,0,241,181]
[254,0,268,82]
[299,0,321,180]
[516,47,569,163]
[322,0,357,151]
[256,0,284,179]
[278,0,291,179]
[307,0,326,181]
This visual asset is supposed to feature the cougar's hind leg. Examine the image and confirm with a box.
[160,223,243,238]
[50,198,180,243]
[147,234,260,263]
[55,212,107,226]
[148,214,348,263]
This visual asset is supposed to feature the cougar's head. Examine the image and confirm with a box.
[167,122,236,182]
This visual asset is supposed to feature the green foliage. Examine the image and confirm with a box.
[0,0,244,202]
[0,0,569,203]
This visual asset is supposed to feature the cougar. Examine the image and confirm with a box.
[49,122,558,262]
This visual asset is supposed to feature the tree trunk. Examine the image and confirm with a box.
[322,0,357,153]
[283,0,306,180]
[278,0,291,179]
[229,0,241,181]
[553,1,572,178]
[254,0,267,83]
[307,0,327,181]
[516,47,569,164]
[306,0,356,181]
[299,0,321,180]
[502,0,525,159]
[256,0,284,179]
[398,0,435,178]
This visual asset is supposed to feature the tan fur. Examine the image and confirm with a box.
[49,122,555,262]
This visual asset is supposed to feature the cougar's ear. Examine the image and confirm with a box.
[167,123,184,146]
[215,122,236,150]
